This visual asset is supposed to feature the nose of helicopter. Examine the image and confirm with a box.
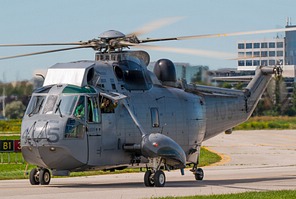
[21,116,86,170]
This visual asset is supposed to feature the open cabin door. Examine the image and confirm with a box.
[86,95,102,166]
[99,92,127,154]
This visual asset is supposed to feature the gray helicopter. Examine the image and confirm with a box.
[0,20,294,187]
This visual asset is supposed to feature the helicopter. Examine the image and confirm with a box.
[1,19,295,187]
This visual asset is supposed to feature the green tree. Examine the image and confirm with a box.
[221,82,232,89]
[285,83,296,116]
[5,101,26,119]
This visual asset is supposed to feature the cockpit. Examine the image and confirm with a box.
[24,85,101,139]
[25,85,99,120]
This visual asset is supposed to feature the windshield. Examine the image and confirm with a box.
[25,95,46,116]
[25,94,80,117]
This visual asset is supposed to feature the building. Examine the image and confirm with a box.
[149,62,209,84]
[174,63,209,84]
[237,38,285,71]
[237,21,296,79]
[285,24,296,65]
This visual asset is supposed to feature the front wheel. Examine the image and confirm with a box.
[29,168,40,185]
[144,170,154,187]
[39,169,51,185]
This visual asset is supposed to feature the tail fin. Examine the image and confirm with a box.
[243,65,280,117]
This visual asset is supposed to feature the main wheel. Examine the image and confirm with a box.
[194,168,204,181]
[29,168,40,185]
[39,169,51,185]
[154,170,166,187]
[144,170,154,187]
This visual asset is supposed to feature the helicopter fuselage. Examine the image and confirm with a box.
[21,83,207,171]
[21,51,275,180]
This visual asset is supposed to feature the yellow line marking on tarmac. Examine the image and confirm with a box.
[203,146,231,166]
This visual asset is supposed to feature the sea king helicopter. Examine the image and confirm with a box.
[1,18,295,187]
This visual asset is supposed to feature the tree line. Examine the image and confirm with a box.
[0,81,33,119]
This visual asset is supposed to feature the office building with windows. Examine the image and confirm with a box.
[237,23,296,78]
[237,38,285,71]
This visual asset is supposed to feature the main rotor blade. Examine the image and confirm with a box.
[0,45,91,60]
[121,42,235,59]
[0,42,86,47]
[127,16,184,37]
[140,27,296,43]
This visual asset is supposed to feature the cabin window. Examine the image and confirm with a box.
[87,97,100,123]
[150,108,160,128]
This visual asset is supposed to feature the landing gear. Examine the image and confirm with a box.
[144,170,154,187]
[191,164,204,181]
[194,168,204,181]
[29,168,39,185]
[154,170,166,187]
[39,168,51,185]
[144,158,166,187]
[144,170,166,187]
[29,168,51,185]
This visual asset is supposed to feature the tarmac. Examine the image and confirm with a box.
[0,130,296,199]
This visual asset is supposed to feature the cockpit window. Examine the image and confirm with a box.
[25,95,46,116]
[73,96,85,121]
[43,95,58,114]
[57,95,79,116]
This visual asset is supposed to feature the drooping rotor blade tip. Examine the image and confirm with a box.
[0,42,85,47]
[0,45,92,60]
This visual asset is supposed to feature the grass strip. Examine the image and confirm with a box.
[154,190,296,199]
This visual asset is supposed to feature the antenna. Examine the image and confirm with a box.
[2,87,5,117]
[286,17,292,26]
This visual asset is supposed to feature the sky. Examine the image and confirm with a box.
[0,0,296,82]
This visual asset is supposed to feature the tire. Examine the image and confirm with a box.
[29,168,40,185]
[194,168,204,181]
[39,169,51,185]
[154,170,166,187]
[144,170,154,187]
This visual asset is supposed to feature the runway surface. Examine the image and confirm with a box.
[1,130,296,199]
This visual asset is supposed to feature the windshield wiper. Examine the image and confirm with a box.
[55,99,63,117]
[29,98,44,117]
